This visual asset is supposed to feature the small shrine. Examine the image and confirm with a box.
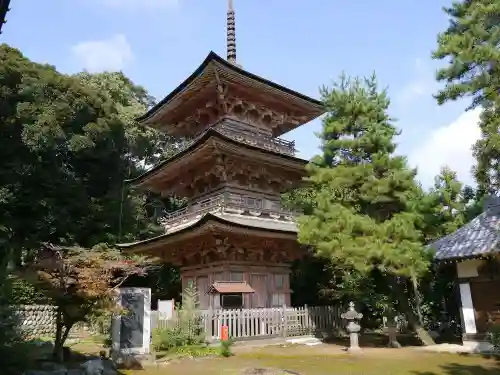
[119,0,325,309]
[431,195,500,351]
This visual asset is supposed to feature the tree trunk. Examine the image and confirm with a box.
[391,277,436,346]
[53,308,74,362]
[53,309,64,362]
[411,273,424,326]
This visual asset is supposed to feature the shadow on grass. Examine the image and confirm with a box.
[413,354,500,375]
[323,332,422,348]
[68,347,151,373]
[28,345,143,374]
[412,363,499,375]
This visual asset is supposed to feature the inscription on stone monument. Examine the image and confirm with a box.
[112,287,151,356]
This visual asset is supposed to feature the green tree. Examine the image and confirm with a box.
[74,71,187,165]
[297,74,434,345]
[410,168,469,336]
[433,0,500,194]
[421,166,466,242]
[0,45,164,268]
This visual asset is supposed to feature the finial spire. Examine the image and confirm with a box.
[226,0,237,65]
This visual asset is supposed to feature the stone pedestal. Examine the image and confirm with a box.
[387,323,401,348]
[347,331,361,352]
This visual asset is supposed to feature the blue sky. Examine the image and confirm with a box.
[3,0,481,188]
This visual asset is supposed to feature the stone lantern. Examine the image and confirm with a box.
[341,301,363,352]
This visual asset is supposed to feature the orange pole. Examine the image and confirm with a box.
[221,324,229,341]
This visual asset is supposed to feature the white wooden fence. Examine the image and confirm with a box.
[151,305,345,341]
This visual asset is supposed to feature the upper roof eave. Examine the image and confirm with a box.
[126,127,308,187]
[137,51,324,124]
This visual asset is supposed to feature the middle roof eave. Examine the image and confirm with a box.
[126,128,309,187]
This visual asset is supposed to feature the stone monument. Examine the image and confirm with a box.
[111,287,151,359]
[341,301,363,352]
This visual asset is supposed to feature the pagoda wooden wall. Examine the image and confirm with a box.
[181,261,291,309]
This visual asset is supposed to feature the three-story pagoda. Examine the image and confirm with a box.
[119,0,324,309]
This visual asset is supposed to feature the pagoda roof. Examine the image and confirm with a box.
[430,197,500,262]
[118,211,297,253]
[127,126,308,188]
[137,51,324,137]
[0,0,11,34]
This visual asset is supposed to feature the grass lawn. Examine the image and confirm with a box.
[115,346,500,375]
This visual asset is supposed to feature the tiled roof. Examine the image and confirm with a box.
[207,281,255,294]
[137,51,324,127]
[118,212,297,249]
[431,197,500,261]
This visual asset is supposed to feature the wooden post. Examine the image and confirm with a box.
[282,304,288,338]
[304,304,311,335]
[205,308,213,343]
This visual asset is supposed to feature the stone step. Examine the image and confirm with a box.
[285,336,322,346]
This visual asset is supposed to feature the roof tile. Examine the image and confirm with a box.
[431,203,500,261]
[207,281,255,294]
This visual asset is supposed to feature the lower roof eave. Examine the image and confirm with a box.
[126,128,308,188]
[117,212,298,254]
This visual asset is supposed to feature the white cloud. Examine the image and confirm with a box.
[72,34,133,73]
[397,58,437,106]
[408,108,482,188]
[100,0,179,9]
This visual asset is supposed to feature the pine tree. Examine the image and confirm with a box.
[297,74,434,344]
[416,168,469,334]
[178,285,204,344]
[432,0,500,194]
[423,166,466,241]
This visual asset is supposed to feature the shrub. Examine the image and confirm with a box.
[153,326,186,351]
[486,324,500,351]
[219,338,234,357]
[173,345,218,358]
[152,285,205,352]
[8,276,48,305]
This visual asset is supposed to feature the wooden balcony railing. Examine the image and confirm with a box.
[215,121,296,156]
[173,119,296,158]
[159,193,297,228]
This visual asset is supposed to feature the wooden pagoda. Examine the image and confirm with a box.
[0,0,11,35]
[119,0,324,310]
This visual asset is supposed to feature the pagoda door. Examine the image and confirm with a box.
[250,274,268,308]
